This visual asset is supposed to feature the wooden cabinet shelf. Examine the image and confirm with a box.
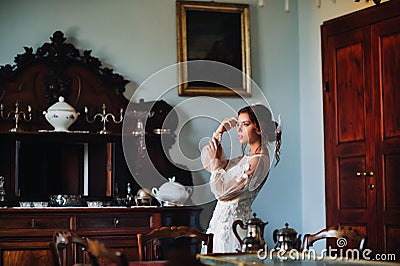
[0,131,125,201]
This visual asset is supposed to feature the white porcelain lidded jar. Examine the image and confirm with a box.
[43,96,80,131]
[152,177,192,206]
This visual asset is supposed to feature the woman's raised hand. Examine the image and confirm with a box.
[216,117,237,134]
[206,116,237,166]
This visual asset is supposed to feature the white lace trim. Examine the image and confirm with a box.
[206,197,257,253]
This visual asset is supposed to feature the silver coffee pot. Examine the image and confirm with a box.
[232,213,268,252]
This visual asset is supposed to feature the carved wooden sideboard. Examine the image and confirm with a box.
[0,206,203,266]
[0,31,199,266]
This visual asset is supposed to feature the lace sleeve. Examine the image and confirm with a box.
[209,154,270,201]
[201,143,227,172]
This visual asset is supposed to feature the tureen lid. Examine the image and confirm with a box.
[48,96,76,111]
[161,177,184,188]
[156,177,187,196]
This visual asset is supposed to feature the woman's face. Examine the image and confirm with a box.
[236,112,261,145]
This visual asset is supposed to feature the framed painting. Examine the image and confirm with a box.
[176,1,251,97]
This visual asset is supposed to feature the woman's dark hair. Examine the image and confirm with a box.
[238,104,281,165]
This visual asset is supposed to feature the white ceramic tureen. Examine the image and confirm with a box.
[152,177,192,206]
[43,96,80,131]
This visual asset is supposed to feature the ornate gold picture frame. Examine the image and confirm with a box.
[176,1,251,97]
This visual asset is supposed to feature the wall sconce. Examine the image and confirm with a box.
[129,110,154,152]
[284,0,289,12]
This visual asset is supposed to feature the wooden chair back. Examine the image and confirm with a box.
[49,230,128,266]
[137,226,213,261]
[302,225,367,252]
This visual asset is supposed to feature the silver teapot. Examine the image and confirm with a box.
[273,223,302,251]
[232,213,268,252]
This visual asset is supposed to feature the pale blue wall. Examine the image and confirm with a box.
[0,0,383,251]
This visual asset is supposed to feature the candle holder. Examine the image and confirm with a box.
[0,101,32,132]
[84,104,123,134]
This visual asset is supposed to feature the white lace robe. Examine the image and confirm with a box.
[201,146,270,253]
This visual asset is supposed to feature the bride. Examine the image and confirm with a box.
[201,104,281,253]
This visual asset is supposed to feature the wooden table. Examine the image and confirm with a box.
[197,252,400,265]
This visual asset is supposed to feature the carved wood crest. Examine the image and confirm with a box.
[0,31,129,132]
[0,31,128,106]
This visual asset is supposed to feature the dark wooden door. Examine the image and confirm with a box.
[322,2,400,255]
[371,16,400,255]
[323,25,374,249]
